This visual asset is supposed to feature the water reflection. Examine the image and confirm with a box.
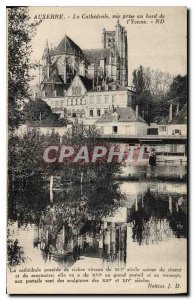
[34,220,127,266]
[127,187,187,245]
[7,181,187,267]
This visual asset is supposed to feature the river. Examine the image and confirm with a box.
[7,180,187,270]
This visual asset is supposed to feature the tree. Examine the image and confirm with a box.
[8,131,46,192]
[149,69,173,98]
[132,65,153,123]
[132,65,174,123]
[167,75,187,108]
[8,7,40,130]
[132,65,147,94]
[23,98,71,126]
[23,99,53,123]
[9,124,122,192]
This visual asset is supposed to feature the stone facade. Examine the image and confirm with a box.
[40,19,128,97]
[32,20,137,126]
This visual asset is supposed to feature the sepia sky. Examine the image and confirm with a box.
[29,6,187,85]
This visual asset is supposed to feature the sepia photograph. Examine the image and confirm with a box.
[7,6,187,294]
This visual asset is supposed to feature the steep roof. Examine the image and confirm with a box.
[52,35,85,57]
[168,104,187,125]
[79,75,93,91]
[96,107,147,123]
[83,48,110,65]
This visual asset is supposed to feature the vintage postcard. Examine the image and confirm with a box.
[7,6,187,294]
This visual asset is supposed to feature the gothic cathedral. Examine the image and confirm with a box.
[41,19,128,98]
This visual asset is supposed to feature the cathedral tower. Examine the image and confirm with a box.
[101,19,128,86]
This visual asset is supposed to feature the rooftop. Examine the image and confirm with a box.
[96,107,147,123]
[51,35,85,57]
[78,75,93,91]
[83,48,111,65]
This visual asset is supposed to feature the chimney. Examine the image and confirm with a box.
[176,104,179,115]
[169,104,173,121]
[136,105,139,119]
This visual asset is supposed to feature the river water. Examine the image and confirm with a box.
[7,179,187,270]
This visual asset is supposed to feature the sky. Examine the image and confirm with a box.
[29,6,187,85]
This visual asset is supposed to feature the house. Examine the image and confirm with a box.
[84,86,136,125]
[95,106,148,136]
[167,104,187,136]
[43,73,137,125]
[44,74,92,119]
[157,104,187,136]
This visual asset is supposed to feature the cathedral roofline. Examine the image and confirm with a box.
[83,48,111,65]
[50,34,85,57]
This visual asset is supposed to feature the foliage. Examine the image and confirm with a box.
[167,75,187,107]
[132,66,153,123]
[58,124,122,183]
[8,124,122,193]
[8,7,40,130]
[23,99,71,126]
[23,99,53,122]
[8,125,123,236]
[132,65,187,124]
[8,131,45,193]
